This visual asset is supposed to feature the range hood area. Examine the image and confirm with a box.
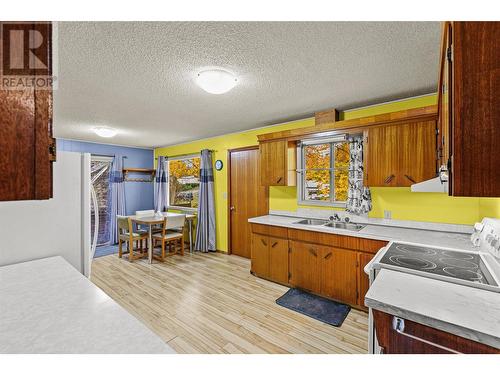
[411,167,449,193]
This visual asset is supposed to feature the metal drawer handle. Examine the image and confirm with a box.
[271,242,278,248]
[260,239,267,246]
[324,252,332,260]
[309,248,317,257]
[404,174,416,183]
[276,176,283,183]
[384,174,395,184]
[392,317,462,354]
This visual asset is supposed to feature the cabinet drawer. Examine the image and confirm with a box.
[251,223,288,238]
[288,229,359,250]
[358,238,388,254]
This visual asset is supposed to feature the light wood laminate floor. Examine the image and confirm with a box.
[91,252,368,354]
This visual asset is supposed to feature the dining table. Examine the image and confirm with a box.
[130,211,196,264]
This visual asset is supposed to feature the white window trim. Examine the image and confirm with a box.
[166,153,200,211]
[297,138,348,208]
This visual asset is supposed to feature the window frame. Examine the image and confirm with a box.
[166,153,200,212]
[297,136,349,208]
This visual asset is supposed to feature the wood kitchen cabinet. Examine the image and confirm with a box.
[250,225,289,284]
[0,22,55,201]
[437,22,500,197]
[365,120,437,187]
[373,310,499,354]
[289,240,321,292]
[259,140,296,186]
[320,247,358,305]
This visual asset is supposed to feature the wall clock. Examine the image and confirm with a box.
[215,159,223,171]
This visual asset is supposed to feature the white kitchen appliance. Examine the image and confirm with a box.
[365,217,500,353]
[0,152,92,277]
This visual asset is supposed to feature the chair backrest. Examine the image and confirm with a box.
[136,209,155,217]
[168,214,186,229]
[116,215,132,235]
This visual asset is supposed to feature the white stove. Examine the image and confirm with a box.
[365,217,500,353]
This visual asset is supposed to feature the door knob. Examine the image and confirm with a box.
[230,206,235,211]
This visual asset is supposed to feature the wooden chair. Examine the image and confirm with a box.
[152,216,185,261]
[117,215,148,262]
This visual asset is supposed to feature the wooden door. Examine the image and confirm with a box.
[437,22,452,172]
[320,247,358,305]
[365,125,399,187]
[268,237,289,284]
[259,140,287,186]
[0,22,54,201]
[229,148,268,258]
[357,252,374,309]
[289,241,321,292]
[398,121,437,186]
[250,233,269,277]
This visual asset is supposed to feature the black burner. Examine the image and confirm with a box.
[379,242,497,286]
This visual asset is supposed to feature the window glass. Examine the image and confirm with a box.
[300,140,350,205]
[168,157,200,208]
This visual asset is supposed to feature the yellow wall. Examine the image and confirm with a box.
[155,94,500,252]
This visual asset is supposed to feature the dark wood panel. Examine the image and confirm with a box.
[358,238,388,254]
[452,22,500,197]
[229,148,268,258]
[373,310,499,354]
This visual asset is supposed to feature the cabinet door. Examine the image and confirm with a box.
[320,247,358,305]
[357,252,374,309]
[259,140,287,186]
[398,121,437,186]
[268,237,289,284]
[251,233,269,277]
[0,22,54,201]
[365,125,399,187]
[289,241,321,293]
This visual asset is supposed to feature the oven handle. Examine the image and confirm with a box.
[392,317,462,354]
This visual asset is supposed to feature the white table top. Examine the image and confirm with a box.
[129,211,195,223]
[0,256,175,353]
[365,269,500,349]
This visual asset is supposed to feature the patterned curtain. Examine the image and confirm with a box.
[154,156,168,212]
[109,156,126,244]
[346,136,372,215]
[194,149,216,252]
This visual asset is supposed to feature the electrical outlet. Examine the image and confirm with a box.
[384,210,392,219]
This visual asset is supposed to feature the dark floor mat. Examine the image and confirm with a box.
[276,288,350,327]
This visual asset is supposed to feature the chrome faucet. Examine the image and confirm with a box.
[329,213,341,222]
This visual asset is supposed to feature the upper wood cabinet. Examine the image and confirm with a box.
[437,22,500,197]
[0,22,55,201]
[365,121,437,187]
[259,140,296,186]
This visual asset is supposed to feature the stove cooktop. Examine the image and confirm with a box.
[379,243,498,287]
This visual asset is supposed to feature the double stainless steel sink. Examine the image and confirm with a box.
[293,218,365,231]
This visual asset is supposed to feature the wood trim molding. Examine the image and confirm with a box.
[258,105,438,143]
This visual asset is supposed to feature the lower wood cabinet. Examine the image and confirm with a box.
[250,224,388,309]
[250,232,288,284]
[373,310,499,354]
[320,246,358,305]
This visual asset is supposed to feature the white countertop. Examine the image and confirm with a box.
[249,214,475,251]
[365,269,500,349]
[0,256,175,354]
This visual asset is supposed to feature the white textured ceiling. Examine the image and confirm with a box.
[54,22,441,148]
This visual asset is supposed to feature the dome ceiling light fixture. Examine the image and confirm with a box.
[195,69,238,94]
[93,126,117,138]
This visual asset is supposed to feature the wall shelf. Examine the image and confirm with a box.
[123,168,156,182]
